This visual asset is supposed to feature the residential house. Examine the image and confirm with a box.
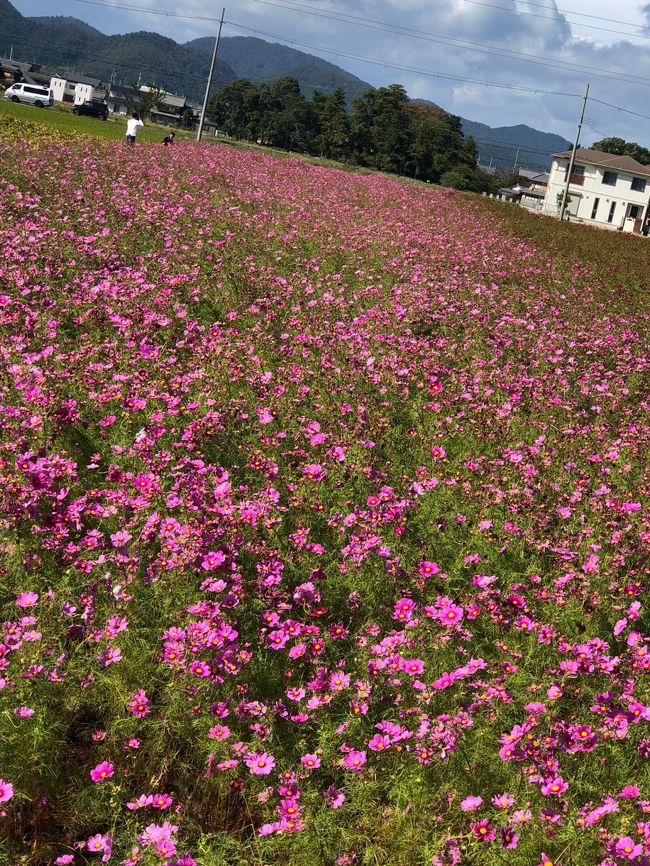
[50,74,102,106]
[105,84,140,116]
[147,90,187,126]
[542,148,650,233]
[0,57,40,86]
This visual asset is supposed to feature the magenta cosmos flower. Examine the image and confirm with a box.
[90,761,114,782]
[16,591,38,608]
[343,750,366,771]
[0,779,14,802]
[471,819,496,841]
[244,752,276,775]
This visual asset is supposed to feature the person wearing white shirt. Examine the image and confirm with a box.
[125,113,144,145]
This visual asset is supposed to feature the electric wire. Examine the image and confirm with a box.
[66,0,650,89]
[242,0,650,84]
[459,0,650,43]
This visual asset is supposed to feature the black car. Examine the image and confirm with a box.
[72,101,108,121]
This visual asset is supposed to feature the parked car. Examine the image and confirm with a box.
[3,83,54,107]
[72,101,108,121]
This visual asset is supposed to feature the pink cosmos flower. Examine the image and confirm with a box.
[418,560,440,577]
[438,603,464,626]
[126,689,151,717]
[324,784,345,809]
[151,793,173,810]
[110,530,132,547]
[368,734,391,752]
[55,857,75,865]
[541,776,569,796]
[201,550,226,570]
[500,827,519,849]
[343,750,366,771]
[300,753,321,769]
[460,795,483,812]
[614,837,643,859]
[302,463,327,481]
[89,761,114,783]
[471,819,495,841]
[244,752,276,776]
[16,591,38,608]
[188,661,211,678]
[87,832,110,853]
[0,779,14,802]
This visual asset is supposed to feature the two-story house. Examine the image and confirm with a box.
[542,148,650,233]
[50,75,102,106]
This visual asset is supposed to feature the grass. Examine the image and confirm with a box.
[0,97,197,144]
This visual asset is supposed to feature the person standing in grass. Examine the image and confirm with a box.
[125,112,144,146]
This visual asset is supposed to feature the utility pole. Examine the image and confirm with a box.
[559,83,590,222]
[197,7,225,142]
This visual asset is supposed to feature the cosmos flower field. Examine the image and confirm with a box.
[0,116,648,866]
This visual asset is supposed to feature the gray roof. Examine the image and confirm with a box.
[518,168,549,183]
[161,93,186,107]
[52,73,101,87]
[553,148,650,179]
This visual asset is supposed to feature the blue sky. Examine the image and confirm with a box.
[10,0,650,145]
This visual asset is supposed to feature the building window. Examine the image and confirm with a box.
[631,177,646,192]
[591,197,600,219]
[629,204,641,219]
[603,171,618,186]
[607,201,616,223]
[563,163,585,185]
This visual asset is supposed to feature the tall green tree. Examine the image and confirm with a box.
[315,88,350,160]
[263,77,315,152]
[350,89,377,165]
[368,84,411,174]
[592,137,650,165]
[207,78,264,141]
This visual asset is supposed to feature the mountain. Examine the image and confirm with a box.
[27,16,104,37]
[186,35,372,104]
[0,0,236,99]
[0,0,569,167]
[461,119,571,172]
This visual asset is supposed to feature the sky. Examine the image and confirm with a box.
[10,0,650,146]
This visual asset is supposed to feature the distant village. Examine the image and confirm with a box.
[0,55,217,132]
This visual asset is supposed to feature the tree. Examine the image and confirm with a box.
[592,137,650,165]
[132,84,166,120]
[263,77,315,152]
[179,106,195,129]
[208,79,263,141]
[315,88,350,160]
[368,84,411,174]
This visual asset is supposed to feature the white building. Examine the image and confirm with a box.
[542,148,650,233]
[50,75,101,106]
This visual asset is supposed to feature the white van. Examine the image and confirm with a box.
[4,83,54,108]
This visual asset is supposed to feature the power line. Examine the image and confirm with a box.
[68,0,650,89]
[224,20,583,98]
[459,0,650,43]
[462,0,650,31]
[471,138,559,157]
[590,97,650,124]
[244,0,650,88]
[69,0,221,24]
